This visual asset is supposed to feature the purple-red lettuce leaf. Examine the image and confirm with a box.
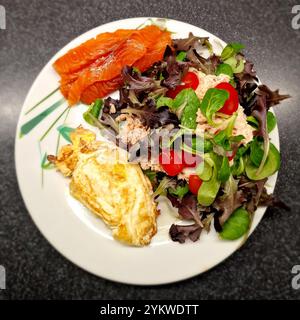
[186,49,220,74]
[257,84,290,108]
[120,103,179,129]
[162,50,190,89]
[238,176,267,214]
[169,223,202,243]
[252,94,269,175]
[258,187,290,210]
[122,66,157,92]
[172,32,209,51]
[167,192,204,243]
[167,193,201,223]
[215,190,247,225]
[213,175,246,225]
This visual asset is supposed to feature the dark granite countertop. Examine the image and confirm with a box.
[0,0,300,299]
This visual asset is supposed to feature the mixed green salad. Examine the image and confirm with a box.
[83,33,289,243]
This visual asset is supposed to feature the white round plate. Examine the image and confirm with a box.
[15,18,279,285]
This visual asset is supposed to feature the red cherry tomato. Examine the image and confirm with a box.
[182,151,202,168]
[227,150,237,161]
[159,149,184,176]
[167,72,199,99]
[215,82,239,115]
[188,175,203,195]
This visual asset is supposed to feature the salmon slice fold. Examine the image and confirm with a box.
[134,31,172,72]
[53,29,135,75]
[80,76,123,105]
[59,55,110,98]
[53,26,172,105]
[129,25,164,48]
[67,39,146,105]
[53,25,159,77]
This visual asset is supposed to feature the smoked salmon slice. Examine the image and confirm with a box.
[134,31,172,72]
[60,82,72,99]
[59,54,110,98]
[58,26,161,95]
[129,25,164,49]
[53,29,135,75]
[80,76,123,105]
[67,39,146,105]
[53,25,172,105]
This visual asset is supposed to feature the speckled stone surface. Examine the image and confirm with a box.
[0,0,300,300]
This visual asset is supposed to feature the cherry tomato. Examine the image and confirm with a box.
[188,175,203,195]
[215,82,239,115]
[182,151,202,168]
[167,72,199,99]
[227,150,236,161]
[159,149,184,176]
